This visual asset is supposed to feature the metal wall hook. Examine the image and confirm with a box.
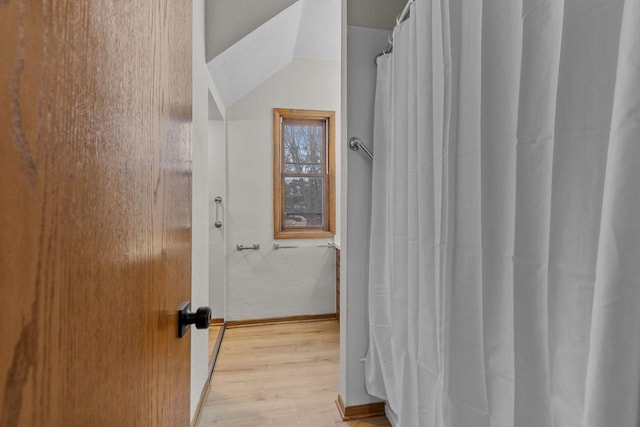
[237,244,260,251]
[214,196,223,228]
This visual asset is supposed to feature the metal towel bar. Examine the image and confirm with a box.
[348,137,373,161]
[237,244,260,251]
[273,242,334,250]
[214,196,223,228]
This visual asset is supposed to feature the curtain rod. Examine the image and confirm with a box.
[397,0,414,25]
[375,0,415,63]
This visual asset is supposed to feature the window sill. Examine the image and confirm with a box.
[274,230,335,239]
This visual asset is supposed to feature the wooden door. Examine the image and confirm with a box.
[0,1,192,425]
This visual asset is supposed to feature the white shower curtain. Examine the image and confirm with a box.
[364,0,640,426]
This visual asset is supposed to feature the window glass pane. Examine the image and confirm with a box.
[273,109,334,237]
[283,122,324,174]
[284,164,323,174]
[284,177,324,227]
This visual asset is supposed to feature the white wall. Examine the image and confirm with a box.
[339,0,349,401]
[224,58,341,321]
[339,25,392,407]
[208,120,226,318]
[191,0,210,420]
[205,0,298,61]
[338,1,407,409]
[347,0,406,29]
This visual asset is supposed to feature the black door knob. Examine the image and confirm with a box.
[177,302,211,338]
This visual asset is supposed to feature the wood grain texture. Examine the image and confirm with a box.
[225,313,338,329]
[0,1,192,425]
[210,318,225,326]
[198,321,390,427]
[336,248,341,320]
[336,394,386,421]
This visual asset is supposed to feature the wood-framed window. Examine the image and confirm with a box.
[273,108,335,239]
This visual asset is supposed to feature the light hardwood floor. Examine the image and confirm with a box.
[198,320,390,427]
[208,324,223,360]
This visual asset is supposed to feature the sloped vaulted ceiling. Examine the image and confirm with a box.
[207,0,340,109]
